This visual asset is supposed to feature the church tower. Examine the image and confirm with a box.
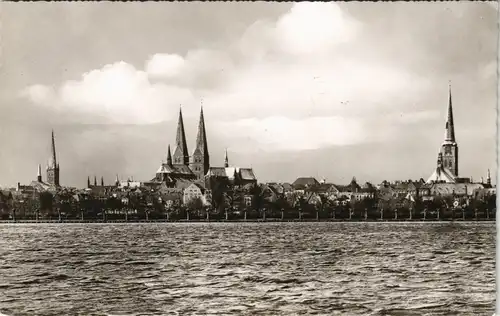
[46,130,60,186]
[172,107,190,166]
[224,149,229,167]
[190,106,210,180]
[440,84,459,177]
[37,164,42,183]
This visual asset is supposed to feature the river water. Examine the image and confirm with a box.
[0,222,495,316]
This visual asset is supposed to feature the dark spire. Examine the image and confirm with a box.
[224,148,229,168]
[87,176,91,188]
[115,174,120,186]
[487,169,491,185]
[94,176,97,187]
[50,130,57,168]
[37,164,42,182]
[167,144,172,166]
[195,106,209,156]
[173,106,189,165]
[444,83,456,143]
[101,176,104,186]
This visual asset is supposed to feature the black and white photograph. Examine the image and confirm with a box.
[0,1,497,315]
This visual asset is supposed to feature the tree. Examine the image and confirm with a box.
[185,196,204,214]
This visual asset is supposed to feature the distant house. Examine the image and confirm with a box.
[334,177,374,201]
[429,183,485,197]
[183,183,210,206]
[392,180,425,198]
[206,167,257,188]
[292,177,320,190]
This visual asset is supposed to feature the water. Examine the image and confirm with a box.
[0,222,495,316]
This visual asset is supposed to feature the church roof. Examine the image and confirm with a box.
[29,180,54,192]
[426,165,456,184]
[206,167,257,181]
[156,163,194,176]
[206,167,226,177]
[239,168,256,181]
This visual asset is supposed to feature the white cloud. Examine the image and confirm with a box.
[274,2,360,55]
[145,54,185,78]
[24,62,196,124]
[21,2,436,149]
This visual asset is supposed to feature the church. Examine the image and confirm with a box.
[426,85,491,186]
[17,130,61,193]
[152,106,257,188]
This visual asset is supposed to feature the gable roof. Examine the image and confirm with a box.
[427,166,456,184]
[157,163,194,176]
[206,167,257,182]
[292,177,319,188]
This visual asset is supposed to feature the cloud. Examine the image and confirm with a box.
[274,2,360,55]
[21,2,442,150]
[21,84,57,105]
[24,62,196,124]
[145,53,185,79]
[215,116,366,151]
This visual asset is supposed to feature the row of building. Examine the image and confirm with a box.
[6,84,496,210]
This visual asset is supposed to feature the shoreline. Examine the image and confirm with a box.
[0,219,495,224]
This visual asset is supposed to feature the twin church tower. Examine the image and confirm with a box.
[171,106,209,180]
[155,106,210,183]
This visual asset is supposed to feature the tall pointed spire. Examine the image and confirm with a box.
[224,148,229,167]
[444,82,456,143]
[115,174,120,186]
[101,176,104,186]
[87,176,91,188]
[37,164,42,182]
[173,106,189,165]
[167,144,172,166]
[195,105,209,157]
[189,103,210,181]
[487,169,491,185]
[46,130,60,186]
[94,176,97,186]
[49,130,57,168]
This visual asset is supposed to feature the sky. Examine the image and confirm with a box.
[0,2,497,188]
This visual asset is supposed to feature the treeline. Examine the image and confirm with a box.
[0,184,496,221]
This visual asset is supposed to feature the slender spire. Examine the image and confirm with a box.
[224,148,229,167]
[195,106,209,156]
[173,106,189,165]
[167,144,172,166]
[37,164,42,182]
[51,130,57,167]
[101,176,104,186]
[115,174,120,186]
[87,176,91,188]
[487,169,491,185]
[444,83,456,143]
[94,176,97,186]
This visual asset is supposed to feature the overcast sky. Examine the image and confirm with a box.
[0,2,497,188]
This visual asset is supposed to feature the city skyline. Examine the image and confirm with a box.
[0,2,497,187]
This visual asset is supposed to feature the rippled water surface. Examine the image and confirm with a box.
[0,222,495,315]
